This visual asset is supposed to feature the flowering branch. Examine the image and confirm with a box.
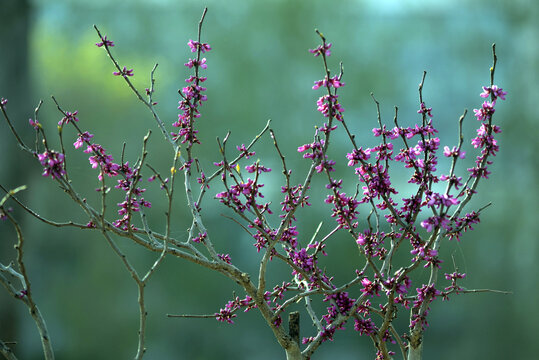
[0,9,508,360]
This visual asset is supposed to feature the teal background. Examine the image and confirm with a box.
[0,0,537,359]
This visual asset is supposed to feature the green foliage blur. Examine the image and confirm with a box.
[1,0,537,359]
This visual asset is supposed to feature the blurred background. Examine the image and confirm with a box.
[0,0,537,359]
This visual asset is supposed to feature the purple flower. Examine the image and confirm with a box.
[346,148,371,166]
[445,271,466,281]
[417,102,433,117]
[113,66,134,77]
[440,174,463,190]
[473,101,495,121]
[74,131,94,149]
[192,232,207,243]
[37,151,66,179]
[184,58,207,69]
[188,39,211,53]
[196,172,209,189]
[325,190,359,228]
[309,43,332,57]
[290,248,316,273]
[186,75,207,83]
[29,118,40,129]
[425,191,460,208]
[217,253,231,264]
[0,98,7,106]
[443,146,465,159]
[83,143,120,180]
[372,126,399,139]
[360,278,381,297]
[316,94,344,121]
[245,163,271,174]
[58,110,79,126]
[480,85,507,100]
[471,123,500,156]
[453,212,481,235]
[215,307,237,324]
[356,233,367,246]
[467,165,490,179]
[96,36,114,47]
[312,75,345,90]
[236,144,255,159]
[354,317,377,336]
[420,215,451,232]
[415,284,441,306]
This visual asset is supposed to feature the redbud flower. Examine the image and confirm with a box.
[95,36,114,47]
[360,278,380,297]
[184,58,207,69]
[312,75,345,90]
[443,146,465,159]
[354,317,377,336]
[29,118,40,129]
[417,102,433,117]
[217,253,231,264]
[480,85,507,100]
[74,131,94,149]
[37,151,66,179]
[192,232,207,243]
[113,66,134,77]
[445,271,466,281]
[309,43,332,57]
[473,101,495,121]
[188,39,212,53]
[59,110,79,126]
[420,215,451,232]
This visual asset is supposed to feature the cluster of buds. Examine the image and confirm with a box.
[171,39,211,145]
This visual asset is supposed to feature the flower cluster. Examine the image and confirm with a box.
[309,42,332,57]
[468,85,506,179]
[113,162,151,229]
[356,230,390,260]
[215,177,270,214]
[191,231,207,243]
[410,284,442,329]
[310,43,345,122]
[113,66,134,77]
[172,39,211,144]
[187,39,211,53]
[443,271,466,294]
[325,190,359,229]
[95,35,114,48]
[280,183,310,217]
[83,142,120,180]
[37,151,66,179]
[215,286,295,326]
[277,38,506,355]
[74,130,150,230]
[318,292,356,341]
[58,110,79,126]
[316,94,344,121]
[446,211,481,241]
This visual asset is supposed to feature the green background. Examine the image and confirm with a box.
[0,0,537,359]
